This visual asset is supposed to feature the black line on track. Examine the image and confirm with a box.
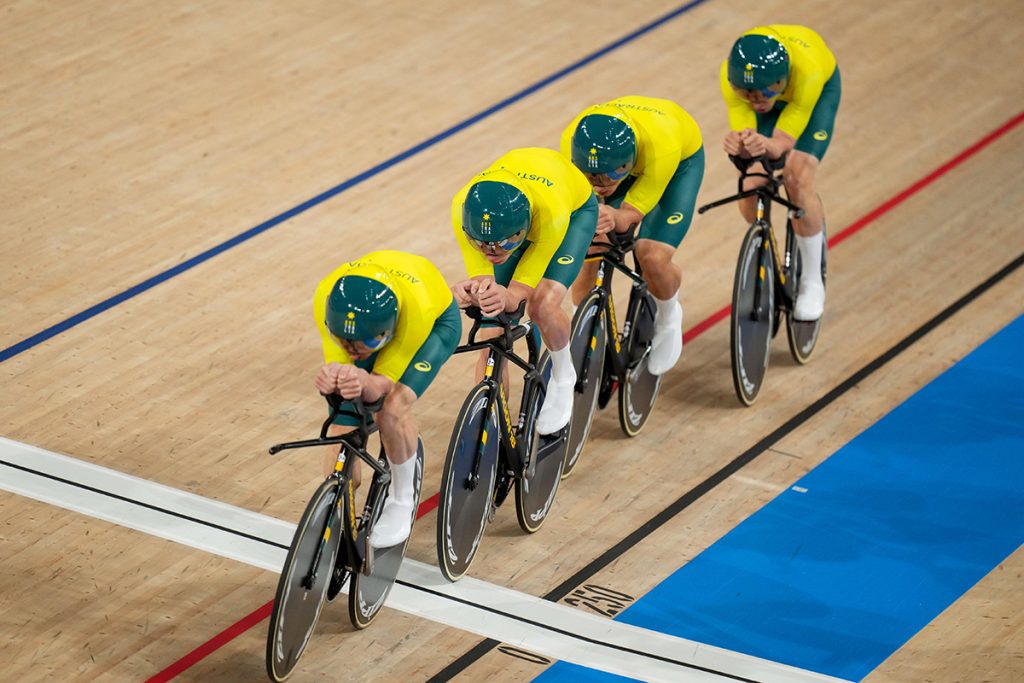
[3,254,1020,680]
[397,580,759,682]
[425,253,1024,680]
[0,459,290,550]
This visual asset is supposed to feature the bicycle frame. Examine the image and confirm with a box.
[698,155,806,320]
[578,230,650,391]
[269,396,390,582]
[452,303,543,490]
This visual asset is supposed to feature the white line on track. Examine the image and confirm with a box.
[0,436,849,683]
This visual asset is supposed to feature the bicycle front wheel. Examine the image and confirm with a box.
[516,352,564,533]
[348,437,425,629]
[437,383,499,581]
[563,292,607,478]
[731,225,775,406]
[618,289,662,437]
[266,477,343,682]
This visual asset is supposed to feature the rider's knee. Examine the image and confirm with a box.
[378,387,415,429]
[783,155,818,197]
[527,281,565,320]
[636,240,674,271]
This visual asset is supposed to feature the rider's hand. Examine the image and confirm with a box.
[315,362,344,395]
[739,129,768,157]
[595,204,616,236]
[475,279,506,317]
[451,280,476,308]
[723,130,745,156]
[336,364,366,400]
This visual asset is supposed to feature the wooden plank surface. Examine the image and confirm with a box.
[1,0,1022,681]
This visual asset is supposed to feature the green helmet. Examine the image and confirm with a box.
[325,268,399,349]
[571,106,637,176]
[728,34,790,91]
[461,174,531,252]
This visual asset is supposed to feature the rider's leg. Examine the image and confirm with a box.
[784,150,826,321]
[636,239,683,375]
[369,301,461,547]
[532,195,597,434]
[570,258,599,307]
[370,383,419,547]
[635,146,703,375]
[784,67,840,322]
[530,278,575,435]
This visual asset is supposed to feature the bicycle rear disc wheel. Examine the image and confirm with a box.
[618,290,662,437]
[731,225,775,406]
[266,477,343,682]
[516,352,564,533]
[787,227,827,364]
[348,438,425,629]
[437,384,499,581]
[563,293,607,479]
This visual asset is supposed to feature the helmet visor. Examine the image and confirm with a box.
[465,226,528,255]
[327,327,392,354]
[584,161,633,189]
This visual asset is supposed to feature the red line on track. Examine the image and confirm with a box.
[145,110,1023,682]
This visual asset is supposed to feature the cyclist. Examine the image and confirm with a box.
[313,250,461,547]
[450,147,598,435]
[561,96,704,375]
[721,25,840,321]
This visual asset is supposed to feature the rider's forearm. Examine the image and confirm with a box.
[360,372,393,403]
[767,131,796,159]
[504,282,531,312]
[614,204,644,233]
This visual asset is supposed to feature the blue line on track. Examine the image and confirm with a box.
[536,315,1024,682]
[1,0,709,364]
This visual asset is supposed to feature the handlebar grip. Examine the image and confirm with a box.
[463,300,527,326]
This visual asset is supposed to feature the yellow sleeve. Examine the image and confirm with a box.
[451,187,494,279]
[775,73,826,139]
[622,146,673,216]
[512,238,558,289]
[373,315,430,384]
[720,60,757,131]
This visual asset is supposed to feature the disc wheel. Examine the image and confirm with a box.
[436,384,499,582]
[348,438,425,629]
[618,289,662,436]
[786,226,827,364]
[563,293,607,478]
[730,225,775,406]
[515,352,564,533]
[266,477,343,682]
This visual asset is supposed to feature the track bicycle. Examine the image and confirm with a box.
[563,226,661,478]
[436,302,567,582]
[265,395,424,682]
[698,154,827,406]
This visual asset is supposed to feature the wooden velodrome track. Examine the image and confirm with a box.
[2,0,1022,681]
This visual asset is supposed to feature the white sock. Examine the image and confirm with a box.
[549,345,574,382]
[387,456,417,505]
[653,294,682,329]
[796,231,824,288]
